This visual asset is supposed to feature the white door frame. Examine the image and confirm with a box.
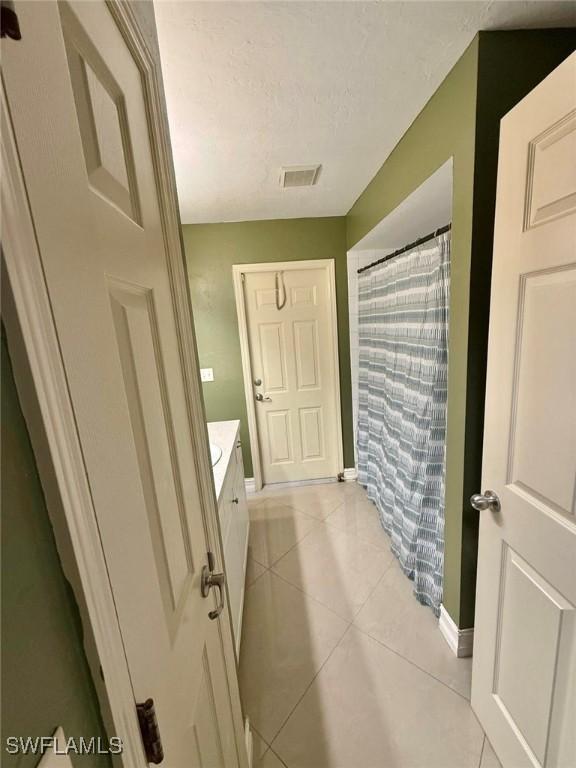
[232,259,344,491]
[1,3,246,765]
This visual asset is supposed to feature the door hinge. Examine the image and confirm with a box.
[241,272,245,283]
[136,698,164,764]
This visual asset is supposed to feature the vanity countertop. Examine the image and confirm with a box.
[207,420,241,502]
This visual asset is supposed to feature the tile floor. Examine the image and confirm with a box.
[240,481,501,768]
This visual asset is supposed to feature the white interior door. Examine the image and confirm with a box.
[471,53,576,768]
[2,2,245,765]
[241,264,341,484]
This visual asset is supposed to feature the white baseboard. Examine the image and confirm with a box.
[244,718,253,768]
[342,467,358,482]
[438,604,474,658]
[244,478,257,494]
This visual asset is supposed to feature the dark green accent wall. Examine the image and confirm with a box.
[1,332,111,767]
[182,217,353,476]
[461,29,576,628]
[347,30,576,628]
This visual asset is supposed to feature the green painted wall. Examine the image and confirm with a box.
[347,30,576,628]
[182,217,352,476]
[348,38,479,629]
[1,332,111,767]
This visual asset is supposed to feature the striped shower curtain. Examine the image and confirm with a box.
[357,230,450,614]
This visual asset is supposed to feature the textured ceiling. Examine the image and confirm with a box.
[154,1,575,224]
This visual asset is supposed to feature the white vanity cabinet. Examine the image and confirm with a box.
[207,421,249,654]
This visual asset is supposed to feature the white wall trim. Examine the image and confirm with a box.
[342,467,358,481]
[245,478,257,494]
[232,259,344,492]
[439,605,474,658]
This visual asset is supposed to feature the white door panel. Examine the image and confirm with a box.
[242,266,340,484]
[472,53,576,768]
[2,2,243,765]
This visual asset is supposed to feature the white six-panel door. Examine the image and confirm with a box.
[2,2,245,765]
[471,53,576,768]
[240,263,342,485]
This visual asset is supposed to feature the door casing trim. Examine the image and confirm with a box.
[2,2,247,765]
[232,259,344,491]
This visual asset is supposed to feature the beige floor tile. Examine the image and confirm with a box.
[272,523,395,621]
[354,561,472,698]
[325,494,391,550]
[246,557,267,586]
[248,501,320,567]
[480,737,502,768]
[251,728,269,760]
[256,749,286,768]
[272,627,484,768]
[239,570,348,744]
[260,482,349,520]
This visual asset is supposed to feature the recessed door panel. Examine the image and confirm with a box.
[508,267,576,517]
[493,546,575,766]
[294,320,320,390]
[266,410,293,465]
[525,110,576,229]
[255,289,278,309]
[109,280,193,631]
[60,1,140,223]
[259,323,288,392]
[299,407,324,460]
[291,285,317,307]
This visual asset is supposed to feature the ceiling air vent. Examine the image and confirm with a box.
[280,164,321,189]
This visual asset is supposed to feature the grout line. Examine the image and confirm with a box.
[478,735,486,768]
[334,493,476,701]
[246,564,269,590]
[351,555,397,616]
[269,623,354,753]
[247,507,322,573]
[265,568,353,625]
[251,496,334,525]
[265,746,289,768]
[249,553,268,568]
[278,498,342,522]
[266,509,395,623]
[251,725,269,754]
[262,515,322,570]
[244,485,479,767]
[352,622,472,702]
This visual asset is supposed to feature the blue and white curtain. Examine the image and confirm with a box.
[357,230,450,614]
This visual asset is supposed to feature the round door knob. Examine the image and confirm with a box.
[470,490,501,512]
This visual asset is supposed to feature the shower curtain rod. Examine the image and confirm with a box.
[357,223,451,274]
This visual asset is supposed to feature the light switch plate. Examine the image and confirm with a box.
[200,367,214,382]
